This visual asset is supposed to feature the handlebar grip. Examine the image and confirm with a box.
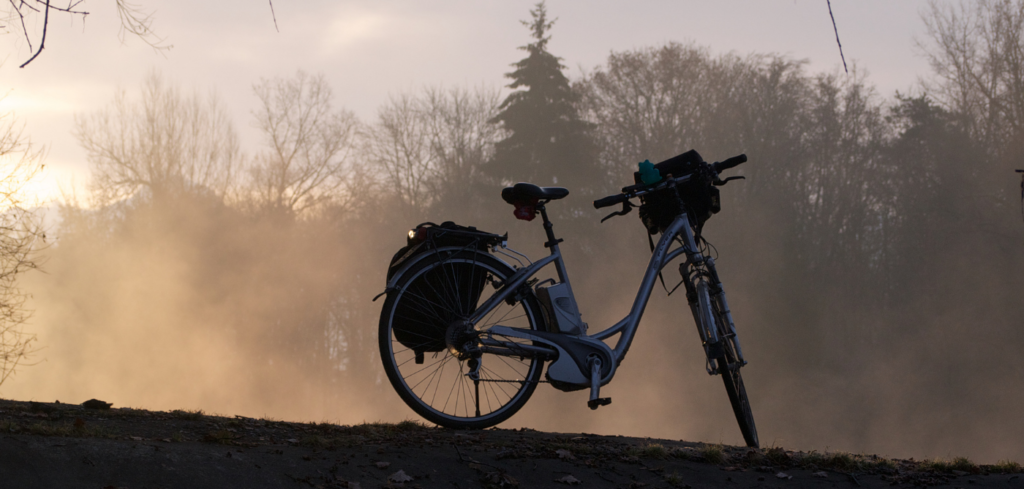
[594,193,629,209]
[713,154,747,173]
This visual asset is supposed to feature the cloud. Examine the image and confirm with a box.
[320,9,392,55]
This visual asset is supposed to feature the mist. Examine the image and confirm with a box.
[4,1,1024,467]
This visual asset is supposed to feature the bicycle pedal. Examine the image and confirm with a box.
[587,398,611,410]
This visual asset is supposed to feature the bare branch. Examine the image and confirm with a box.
[8,0,33,52]
[17,0,48,68]
[115,0,169,50]
[827,0,849,74]
[269,0,278,33]
[0,102,47,385]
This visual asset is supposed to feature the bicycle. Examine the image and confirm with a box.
[376,151,758,448]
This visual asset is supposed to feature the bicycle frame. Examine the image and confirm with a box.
[466,209,705,366]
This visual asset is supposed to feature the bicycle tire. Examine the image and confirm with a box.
[379,248,544,429]
[712,301,759,448]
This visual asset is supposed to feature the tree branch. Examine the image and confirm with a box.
[9,0,33,52]
[269,0,279,32]
[18,0,48,68]
[827,0,849,74]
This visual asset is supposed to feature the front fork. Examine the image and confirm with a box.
[681,255,747,375]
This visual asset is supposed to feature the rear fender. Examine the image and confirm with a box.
[385,246,509,290]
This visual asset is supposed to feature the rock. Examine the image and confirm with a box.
[388,469,413,483]
[82,399,112,410]
[555,475,581,485]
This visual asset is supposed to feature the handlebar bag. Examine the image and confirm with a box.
[387,222,504,353]
[635,149,721,234]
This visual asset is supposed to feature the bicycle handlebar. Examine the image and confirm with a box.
[594,193,630,209]
[713,154,747,173]
[593,174,691,209]
[593,152,749,210]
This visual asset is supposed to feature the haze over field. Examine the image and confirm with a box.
[2,0,1023,466]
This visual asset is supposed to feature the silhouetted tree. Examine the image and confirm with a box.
[365,86,502,221]
[248,71,360,215]
[920,0,1024,181]
[74,73,240,205]
[0,107,45,386]
[486,2,598,195]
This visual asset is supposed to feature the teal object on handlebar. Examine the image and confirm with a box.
[638,160,662,185]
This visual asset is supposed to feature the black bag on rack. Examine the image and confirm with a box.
[386,222,505,353]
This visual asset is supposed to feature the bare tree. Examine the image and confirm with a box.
[0,107,45,386]
[421,86,503,214]
[577,42,756,174]
[363,86,502,215]
[919,0,1024,156]
[74,73,240,204]
[364,93,436,212]
[248,71,359,215]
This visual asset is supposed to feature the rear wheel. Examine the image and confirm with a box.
[379,248,544,429]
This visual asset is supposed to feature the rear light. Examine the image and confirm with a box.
[512,199,539,221]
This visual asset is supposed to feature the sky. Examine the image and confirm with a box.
[2,0,952,204]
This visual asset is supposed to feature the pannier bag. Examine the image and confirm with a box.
[387,222,505,354]
[635,149,721,234]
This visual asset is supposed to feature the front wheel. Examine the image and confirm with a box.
[710,292,758,448]
[717,355,758,448]
[378,248,545,429]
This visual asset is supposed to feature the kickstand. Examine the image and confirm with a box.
[587,357,611,410]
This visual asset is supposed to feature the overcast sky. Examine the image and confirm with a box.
[2,0,954,203]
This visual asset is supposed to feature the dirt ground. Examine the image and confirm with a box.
[1,398,1021,489]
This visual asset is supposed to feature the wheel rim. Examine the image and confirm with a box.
[714,295,758,448]
[719,339,758,448]
[384,252,542,425]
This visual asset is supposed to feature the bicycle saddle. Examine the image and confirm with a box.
[501,183,569,204]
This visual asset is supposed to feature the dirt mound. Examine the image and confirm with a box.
[0,398,1019,488]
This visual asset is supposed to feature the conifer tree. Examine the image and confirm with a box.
[487,2,598,194]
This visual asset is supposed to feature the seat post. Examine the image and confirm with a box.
[537,203,563,251]
[537,203,570,285]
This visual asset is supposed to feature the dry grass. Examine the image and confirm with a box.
[169,409,204,420]
[920,456,979,474]
[698,443,725,464]
[202,429,235,445]
[764,446,791,465]
[664,471,688,487]
[993,460,1023,473]
[1,419,111,438]
[639,443,669,459]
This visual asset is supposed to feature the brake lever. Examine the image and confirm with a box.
[713,176,746,186]
[601,200,635,223]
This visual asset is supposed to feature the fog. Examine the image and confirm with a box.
[3,0,1024,467]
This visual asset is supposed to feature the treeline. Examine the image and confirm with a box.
[11,1,1024,461]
